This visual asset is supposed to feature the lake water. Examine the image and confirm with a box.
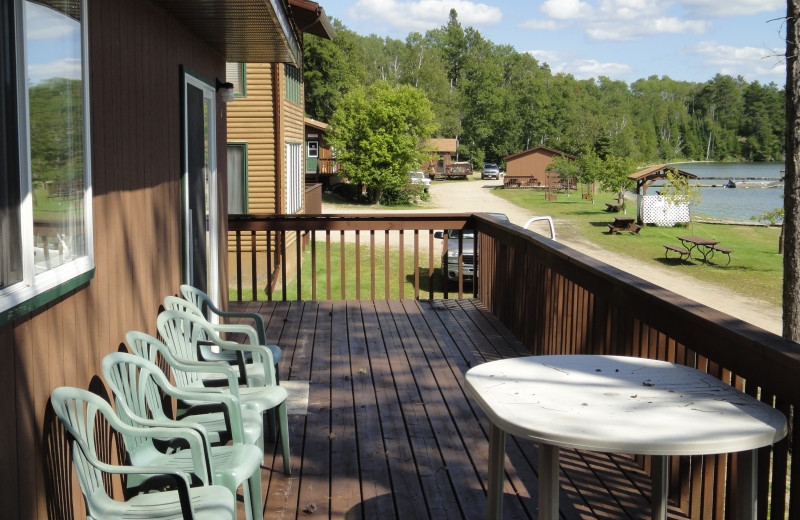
[662,162,784,222]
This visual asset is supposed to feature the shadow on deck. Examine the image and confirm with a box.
[232,298,691,520]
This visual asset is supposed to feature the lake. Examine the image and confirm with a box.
[665,162,784,222]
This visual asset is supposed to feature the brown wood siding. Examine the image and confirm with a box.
[227,63,278,214]
[506,150,560,182]
[1,1,226,518]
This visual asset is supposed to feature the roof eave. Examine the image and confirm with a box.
[150,0,302,64]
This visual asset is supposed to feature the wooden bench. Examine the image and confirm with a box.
[664,244,690,263]
[709,244,733,266]
[605,202,622,212]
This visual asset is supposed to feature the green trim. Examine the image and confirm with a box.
[227,142,249,213]
[0,268,95,327]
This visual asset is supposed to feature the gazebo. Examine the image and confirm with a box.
[629,164,698,226]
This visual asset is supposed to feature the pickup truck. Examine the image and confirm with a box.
[434,213,509,286]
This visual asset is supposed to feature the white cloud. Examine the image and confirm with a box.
[348,0,502,32]
[540,0,593,20]
[685,40,785,80]
[680,0,784,17]
[531,0,711,42]
[28,58,82,84]
[587,16,708,41]
[26,2,79,41]
[526,50,632,80]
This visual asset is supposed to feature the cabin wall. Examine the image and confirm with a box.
[0,0,225,518]
[506,151,559,182]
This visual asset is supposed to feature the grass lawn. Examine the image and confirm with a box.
[493,187,783,307]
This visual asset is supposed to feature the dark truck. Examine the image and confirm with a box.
[434,213,509,286]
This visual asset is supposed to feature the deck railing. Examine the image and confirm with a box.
[228,212,800,519]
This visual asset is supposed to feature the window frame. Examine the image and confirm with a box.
[225,62,246,98]
[226,142,249,214]
[0,0,95,326]
[284,63,301,105]
[285,142,303,214]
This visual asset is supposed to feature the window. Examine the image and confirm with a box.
[307,140,318,158]
[227,143,247,214]
[285,142,303,214]
[284,64,301,104]
[225,62,246,97]
[0,0,94,324]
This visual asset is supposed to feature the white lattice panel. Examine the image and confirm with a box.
[640,195,690,226]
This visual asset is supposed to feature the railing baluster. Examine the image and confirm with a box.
[296,230,302,301]
[428,231,434,299]
[280,230,287,302]
[340,230,346,300]
[311,231,317,301]
[235,231,243,302]
[413,230,419,300]
[399,230,404,300]
[266,229,272,301]
[370,230,375,300]
[384,230,390,298]
[325,230,331,300]
[355,230,361,300]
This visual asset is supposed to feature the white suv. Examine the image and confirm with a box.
[408,170,431,192]
[481,163,500,179]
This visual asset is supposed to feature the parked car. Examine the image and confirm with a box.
[435,213,508,286]
[481,162,500,179]
[408,170,431,191]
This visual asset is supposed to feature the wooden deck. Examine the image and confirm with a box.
[233,298,692,520]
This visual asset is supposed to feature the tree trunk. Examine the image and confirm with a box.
[784,0,800,341]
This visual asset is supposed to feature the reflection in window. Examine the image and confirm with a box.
[26,0,86,274]
[227,144,247,214]
[225,62,245,97]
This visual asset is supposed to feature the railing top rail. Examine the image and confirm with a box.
[473,215,800,400]
[229,213,474,232]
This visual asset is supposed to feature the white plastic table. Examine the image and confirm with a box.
[464,355,788,520]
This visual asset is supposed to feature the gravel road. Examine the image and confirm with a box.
[322,176,782,335]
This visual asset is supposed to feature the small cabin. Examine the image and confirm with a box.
[504,146,577,188]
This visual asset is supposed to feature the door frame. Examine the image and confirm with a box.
[180,67,219,307]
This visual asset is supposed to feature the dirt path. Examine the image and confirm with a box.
[323,177,783,335]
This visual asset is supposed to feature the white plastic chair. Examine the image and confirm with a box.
[156,309,291,475]
[50,386,235,520]
[177,284,282,382]
[104,348,263,449]
[100,352,264,520]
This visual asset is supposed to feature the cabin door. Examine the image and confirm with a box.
[181,70,220,306]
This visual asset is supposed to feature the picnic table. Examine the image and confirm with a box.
[673,236,733,265]
[607,217,640,235]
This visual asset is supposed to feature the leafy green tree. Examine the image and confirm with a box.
[327,82,438,204]
[303,21,366,122]
[661,169,702,233]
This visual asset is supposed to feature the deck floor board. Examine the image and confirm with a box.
[231,299,692,520]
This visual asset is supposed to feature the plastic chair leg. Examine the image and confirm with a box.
[279,402,291,475]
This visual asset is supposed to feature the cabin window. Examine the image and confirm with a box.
[307,140,318,158]
[285,142,303,214]
[0,0,94,324]
[284,64,301,104]
[225,62,246,97]
[227,143,248,214]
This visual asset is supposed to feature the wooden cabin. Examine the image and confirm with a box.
[225,0,334,294]
[304,117,339,186]
[503,146,577,188]
[0,1,302,518]
[421,138,459,178]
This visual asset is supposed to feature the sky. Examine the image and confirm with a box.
[321,0,788,86]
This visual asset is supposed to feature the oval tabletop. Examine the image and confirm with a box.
[465,355,788,456]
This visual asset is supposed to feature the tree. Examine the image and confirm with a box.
[327,82,438,204]
[660,170,702,233]
[784,0,800,341]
